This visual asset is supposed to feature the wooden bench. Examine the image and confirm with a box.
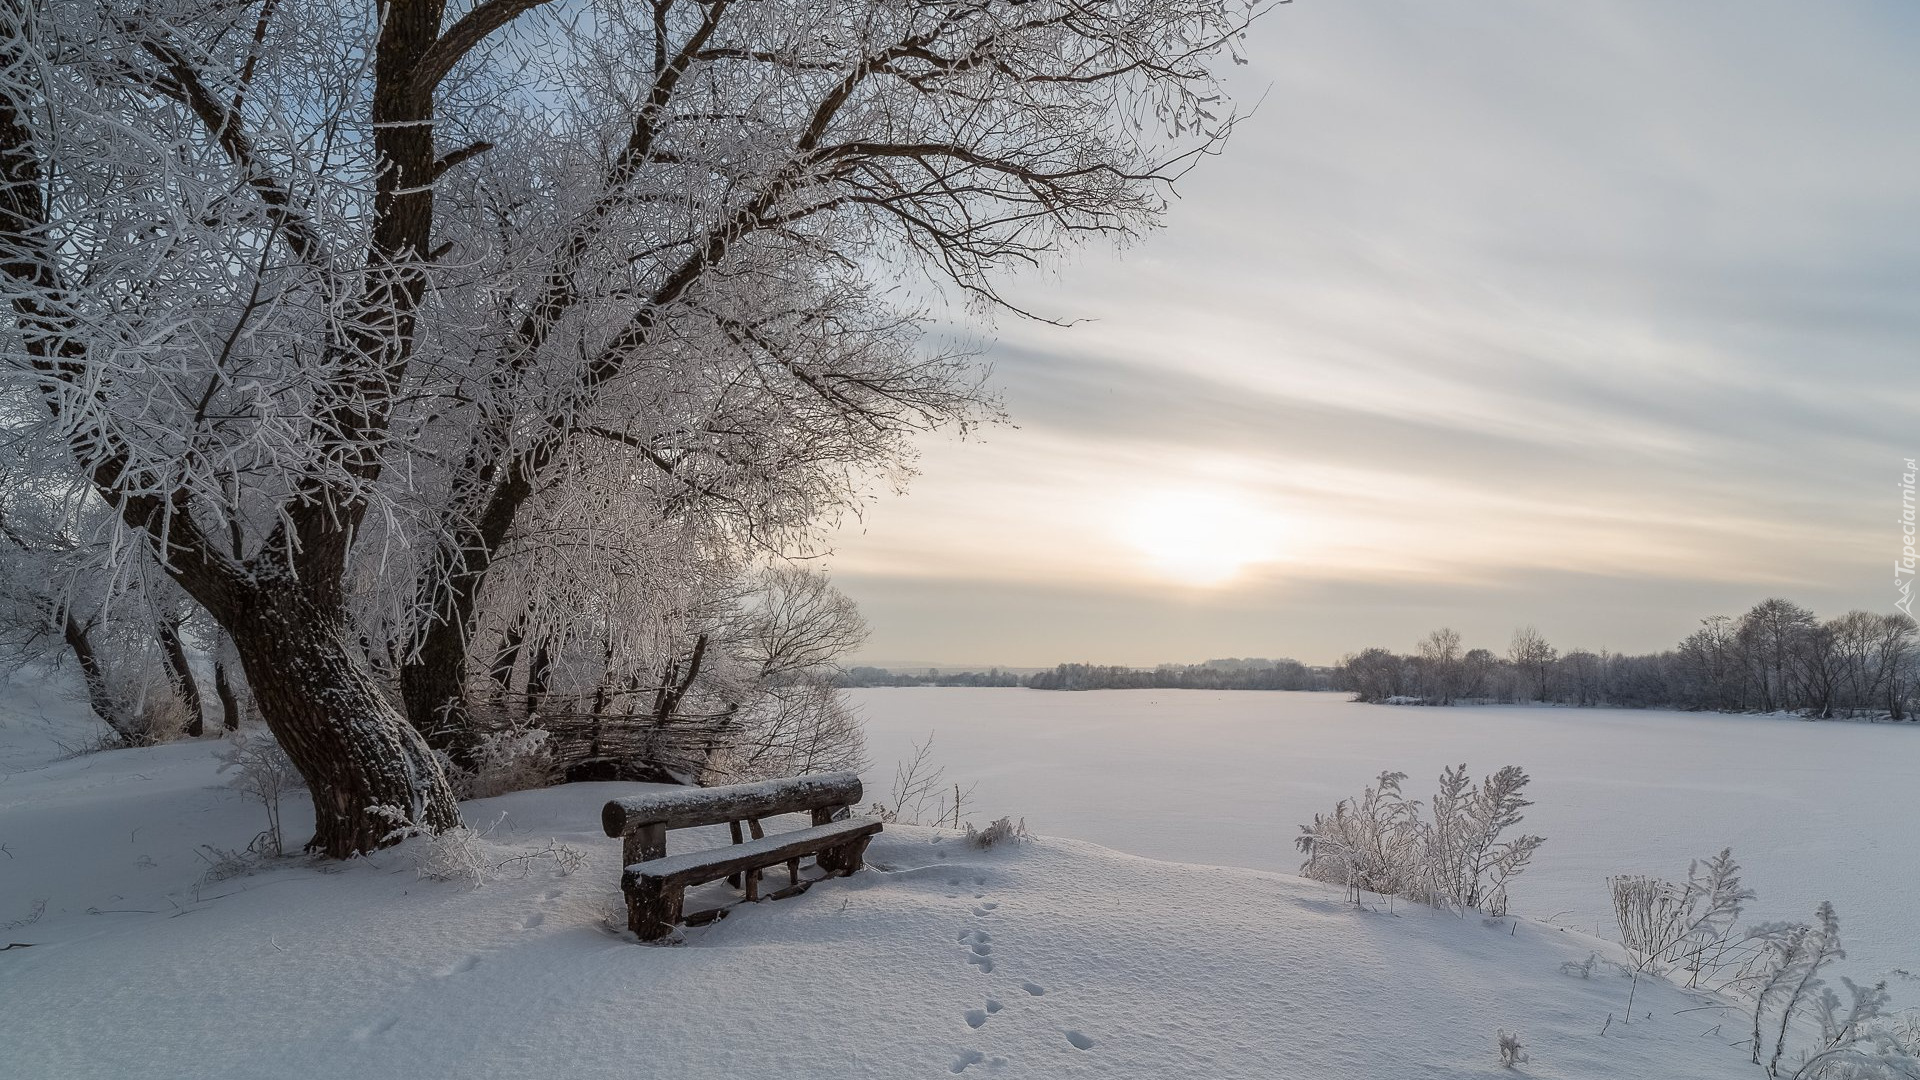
[601,771,882,941]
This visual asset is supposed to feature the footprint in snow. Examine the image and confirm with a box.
[959,929,991,944]
[436,955,481,978]
[1020,981,1044,996]
[1064,1030,1094,1051]
[966,952,995,974]
[985,999,1003,1014]
[540,888,564,901]
[350,1016,400,1042]
[950,1049,985,1073]
[971,902,998,917]
[521,912,546,929]
[964,1009,988,1029]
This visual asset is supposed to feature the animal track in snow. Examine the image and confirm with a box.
[1064,1030,1094,1051]
[1020,981,1044,996]
[984,999,1002,1014]
[959,929,991,944]
[436,955,481,978]
[540,888,564,901]
[966,952,995,973]
[964,1009,988,1029]
[971,902,998,917]
[521,912,545,929]
[950,1049,986,1073]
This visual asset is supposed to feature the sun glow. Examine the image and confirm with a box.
[1120,490,1283,587]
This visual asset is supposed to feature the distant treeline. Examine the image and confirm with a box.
[1335,599,1918,719]
[1026,658,1331,691]
[838,666,1026,687]
[838,657,1333,691]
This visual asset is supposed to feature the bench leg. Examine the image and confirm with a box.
[838,834,873,876]
[727,821,745,888]
[787,857,800,888]
[818,834,872,877]
[744,867,761,902]
[625,875,684,942]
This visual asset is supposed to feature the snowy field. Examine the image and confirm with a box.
[855,688,1920,979]
[0,668,1783,1079]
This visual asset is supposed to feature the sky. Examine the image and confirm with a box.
[824,0,1920,669]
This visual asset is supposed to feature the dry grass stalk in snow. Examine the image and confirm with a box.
[1609,847,1754,989]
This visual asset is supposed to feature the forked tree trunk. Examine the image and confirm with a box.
[221,590,459,857]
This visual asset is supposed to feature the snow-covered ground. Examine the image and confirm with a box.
[854,688,1920,981]
[0,670,1842,1078]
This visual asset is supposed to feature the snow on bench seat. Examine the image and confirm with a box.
[624,818,883,885]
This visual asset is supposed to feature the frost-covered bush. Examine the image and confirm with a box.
[120,692,192,748]
[1294,770,1423,902]
[450,719,554,799]
[966,817,1029,849]
[1744,902,1920,1079]
[1295,764,1545,915]
[216,729,307,856]
[1609,848,1752,986]
[416,826,490,889]
[1496,1030,1528,1068]
[372,809,585,889]
[868,734,976,827]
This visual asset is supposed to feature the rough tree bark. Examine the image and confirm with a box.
[198,575,460,857]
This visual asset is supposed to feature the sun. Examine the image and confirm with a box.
[1120,490,1280,587]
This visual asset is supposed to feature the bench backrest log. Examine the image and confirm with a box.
[601,771,864,841]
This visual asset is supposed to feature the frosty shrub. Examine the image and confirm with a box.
[458,720,555,800]
[1294,770,1423,903]
[1295,764,1545,915]
[216,730,307,857]
[1496,1030,1528,1068]
[373,809,584,889]
[1744,903,1920,1079]
[1608,848,1752,986]
[966,817,1029,849]
[869,734,976,828]
[416,827,490,889]
[122,693,192,748]
[194,844,259,886]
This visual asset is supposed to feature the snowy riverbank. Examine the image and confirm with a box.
[1,676,1769,1079]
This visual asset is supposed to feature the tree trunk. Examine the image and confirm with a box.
[491,611,526,696]
[156,615,205,737]
[525,642,553,718]
[399,626,478,767]
[213,660,243,732]
[62,613,126,739]
[222,590,459,858]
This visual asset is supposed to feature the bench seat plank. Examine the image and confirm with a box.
[624,817,882,887]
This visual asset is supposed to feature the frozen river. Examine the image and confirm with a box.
[852,687,1920,976]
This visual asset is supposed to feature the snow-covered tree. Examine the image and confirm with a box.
[0,0,1258,854]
